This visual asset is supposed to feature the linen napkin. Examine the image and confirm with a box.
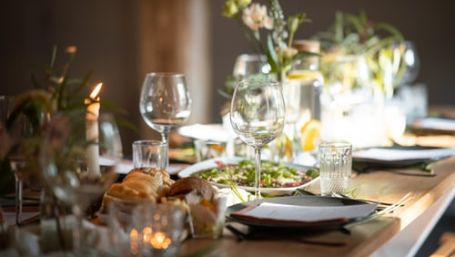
[352,147,455,172]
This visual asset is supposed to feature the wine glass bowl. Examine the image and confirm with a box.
[139,73,191,138]
[139,73,192,169]
[393,41,420,85]
[230,79,285,197]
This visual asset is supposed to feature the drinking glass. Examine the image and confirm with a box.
[1,96,34,225]
[132,140,167,170]
[230,79,285,198]
[318,142,352,196]
[40,111,122,255]
[139,73,192,169]
[108,201,136,257]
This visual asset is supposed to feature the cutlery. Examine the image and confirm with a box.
[344,192,412,229]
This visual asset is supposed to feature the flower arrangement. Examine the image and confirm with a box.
[314,11,405,97]
[1,47,92,184]
[223,0,311,82]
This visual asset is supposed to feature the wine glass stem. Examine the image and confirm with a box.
[254,147,262,198]
[161,127,170,169]
[72,204,83,254]
[14,174,23,225]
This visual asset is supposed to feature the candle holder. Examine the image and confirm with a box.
[108,201,137,257]
[132,203,185,257]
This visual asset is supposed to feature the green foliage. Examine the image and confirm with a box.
[314,11,405,96]
[1,46,135,193]
[316,11,403,56]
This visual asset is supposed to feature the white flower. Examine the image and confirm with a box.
[242,3,273,31]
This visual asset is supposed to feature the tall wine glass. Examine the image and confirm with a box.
[139,73,192,169]
[393,41,420,85]
[40,111,122,255]
[230,79,285,198]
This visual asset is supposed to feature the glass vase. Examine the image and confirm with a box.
[320,55,389,148]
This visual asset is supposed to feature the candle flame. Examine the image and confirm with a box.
[143,227,153,243]
[90,83,103,99]
[129,228,139,255]
[149,231,172,250]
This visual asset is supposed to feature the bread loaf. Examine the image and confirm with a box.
[167,177,216,200]
[104,168,174,204]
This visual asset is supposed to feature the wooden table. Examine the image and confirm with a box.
[179,156,455,257]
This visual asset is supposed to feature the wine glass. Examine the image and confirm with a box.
[230,79,285,198]
[393,41,420,85]
[1,95,35,225]
[40,111,122,255]
[233,54,270,78]
[139,73,192,169]
[8,116,33,226]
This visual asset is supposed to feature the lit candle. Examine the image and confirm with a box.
[149,231,172,250]
[86,83,103,177]
[129,228,139,255]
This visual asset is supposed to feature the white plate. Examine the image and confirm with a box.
[178,157,318,193]
[178,123,229,142]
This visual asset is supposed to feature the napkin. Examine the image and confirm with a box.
[230,196,377,225]
[353,147,455,162]
[352,147,455,173]
[412,117,455,133]
[233,202,376,223]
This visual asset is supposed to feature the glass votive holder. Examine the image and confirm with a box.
[318,142,352,196]
[188,196,227,239]
[194,140,226,162]
[132,203,185,257]
[108,201,137,257]
[132,140,167,171]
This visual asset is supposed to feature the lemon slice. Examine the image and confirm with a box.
[300,119,321,151]
[287,70,323,81]
[283,134,293,159]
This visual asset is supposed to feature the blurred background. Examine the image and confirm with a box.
[1,0,454,154]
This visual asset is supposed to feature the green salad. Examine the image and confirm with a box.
[193,160,319,188]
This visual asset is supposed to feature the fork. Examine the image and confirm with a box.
[344,192,412,229]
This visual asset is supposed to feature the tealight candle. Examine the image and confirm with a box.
[131,204,184,256]
[129,228,139,255]
[85,83,103,177]
[149,231,172,250]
